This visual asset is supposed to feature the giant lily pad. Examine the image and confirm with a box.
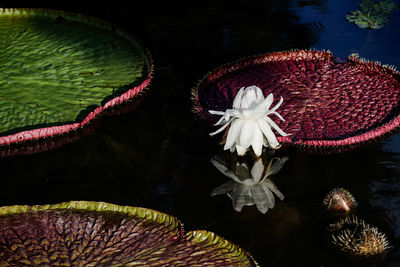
[0,9,152,156]
[346,0,399,29]
[193,50,400,153]
[0,201,257,266]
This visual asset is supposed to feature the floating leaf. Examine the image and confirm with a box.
[0,201,257,266]
[0,9,152,156]
[193,50,400,153]
[346,0,399,29]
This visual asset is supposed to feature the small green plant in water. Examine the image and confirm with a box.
[346,0,399,29]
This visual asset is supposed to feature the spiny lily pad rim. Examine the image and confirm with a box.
[0,8,153,148]
[0,200,259,266]
[0,201,180,238]
[0,200,173,222]
[193,49,400,153]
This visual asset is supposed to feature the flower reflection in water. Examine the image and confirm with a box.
[211,155,288,214]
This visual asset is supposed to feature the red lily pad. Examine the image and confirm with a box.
[193,50,400,153]
[0,201,258,266]
[0,9,152,156]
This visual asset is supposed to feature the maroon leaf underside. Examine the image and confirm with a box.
[195,50,400,152]
[0,204,256,266]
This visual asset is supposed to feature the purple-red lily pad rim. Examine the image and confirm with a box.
[193,49,400,153]
[0,8,153,153]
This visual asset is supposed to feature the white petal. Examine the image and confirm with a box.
[236,163,251,179]
[224,119,244,150]
[209,119,231,136]
[210,158,230,174]
[255,93,273,111]
[247,86,264,109]
[251,185,269,214]
[240,87,257,109]
[264,179,284,200]
[271,111,285,121]
[269,96,284,113]
[213,115,226,126]
[259,182,275,209]
[242,88,257,109]
[231,186,253,212]
[236,145,247,155]
[211,158,243,183]
[233,87,245,109]
[242,178,256,186]
[265,96,286,121]
[258,119,279,148]
[251,159,264,183]
[265,117,288,137]
[211,181,236,196]
[254,86,265,103]
[209,109,235,125]
[251,126,264,156]
[239,92,250,109]
[239,120,256,148]
[264,157,289,178]
[209,110,228,116]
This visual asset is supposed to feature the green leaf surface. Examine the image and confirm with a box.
[346,0,399,29]
[0,9,151,136]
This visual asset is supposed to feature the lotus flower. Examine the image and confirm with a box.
[209,86,288,156]
[211,156,288,214]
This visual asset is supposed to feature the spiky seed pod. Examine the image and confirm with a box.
[323,187,357,215]
[328,215,391,259]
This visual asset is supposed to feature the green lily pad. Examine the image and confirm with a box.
[0,201,257,266]
[0,9,152,155]
[346,0,399,29]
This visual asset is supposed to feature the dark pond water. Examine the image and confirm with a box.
[2,1,400,266]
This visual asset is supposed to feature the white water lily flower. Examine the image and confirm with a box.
[209,86,289,156]
[211,157,288,214]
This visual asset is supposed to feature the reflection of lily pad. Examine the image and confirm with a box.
[346,0,398,29]
[0,201,257,266]
[0,9,152,156]
[193,50,400,153]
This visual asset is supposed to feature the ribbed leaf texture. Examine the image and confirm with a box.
[0,201,257,266]
[193,50,400,153]
[0,9,152,156]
